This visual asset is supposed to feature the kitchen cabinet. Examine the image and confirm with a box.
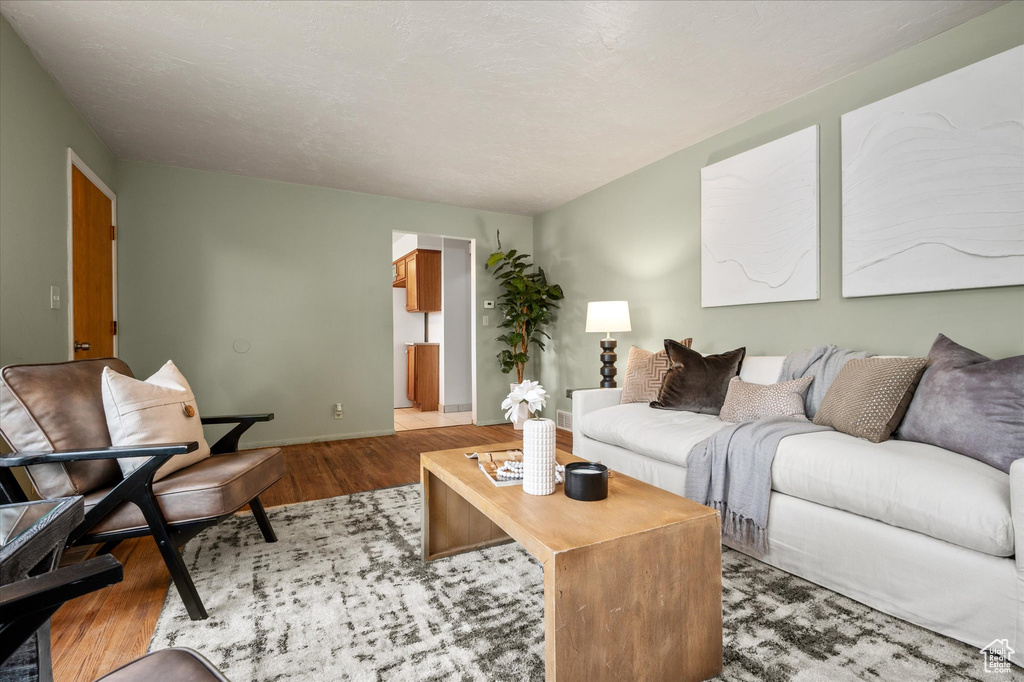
[406,343,439,411]
[392,256,407,287]
[392,249,441,312]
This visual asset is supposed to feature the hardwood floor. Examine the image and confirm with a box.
[51,423,572,682]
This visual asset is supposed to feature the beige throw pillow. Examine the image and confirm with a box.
[813,357,929,443]
[620,338,692,404]
[719,375,814,423]
[101,360,211,481]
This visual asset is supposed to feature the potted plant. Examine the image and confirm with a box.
[485,231,564,384]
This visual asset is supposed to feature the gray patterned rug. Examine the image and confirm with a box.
[151,485,991,681]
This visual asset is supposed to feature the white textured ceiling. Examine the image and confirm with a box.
[0,1,1003,215]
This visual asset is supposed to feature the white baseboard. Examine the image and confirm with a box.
[473,418,507,427]
[242,429,396,448]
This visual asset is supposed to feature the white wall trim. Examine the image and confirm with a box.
[392,231,478,426]
[66,148,117,359]
[469,238,478,426]
[239,429,397,449]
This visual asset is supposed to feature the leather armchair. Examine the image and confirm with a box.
[0,358,285,620]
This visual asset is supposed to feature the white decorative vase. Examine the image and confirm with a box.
[522,418,556,495]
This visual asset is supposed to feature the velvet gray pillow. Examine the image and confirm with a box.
[897,334,1024,473]
[651,341,745,415]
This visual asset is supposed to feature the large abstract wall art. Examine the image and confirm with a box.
[701,126,819,307]
[841,46,1024,297]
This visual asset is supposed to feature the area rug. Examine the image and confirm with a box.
[151,485,990,681]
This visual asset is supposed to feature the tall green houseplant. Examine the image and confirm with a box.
[485,232,564,383]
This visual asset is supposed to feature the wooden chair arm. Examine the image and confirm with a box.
[0,554,123,618]
[203,414,274,454]
[0,442,199,468]
[201,413,273,425]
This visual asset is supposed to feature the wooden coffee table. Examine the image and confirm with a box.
[420,441,722,681]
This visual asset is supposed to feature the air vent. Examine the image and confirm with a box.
[556,410,572,431]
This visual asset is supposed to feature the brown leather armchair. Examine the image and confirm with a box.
[0,358,285,620]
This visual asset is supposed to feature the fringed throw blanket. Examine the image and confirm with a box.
[777,344,873,418]
[685,417,831,555]
[686,345,872,555]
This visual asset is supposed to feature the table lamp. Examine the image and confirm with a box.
[585,301,631,388]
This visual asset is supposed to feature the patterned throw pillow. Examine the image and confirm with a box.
[719,376,814,423]
[620,338,693,404]
[813,357,929,443]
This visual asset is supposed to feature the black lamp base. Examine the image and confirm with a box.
[599,337,618,388]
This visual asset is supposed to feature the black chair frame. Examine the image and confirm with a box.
[0,554,123,664]
[0,414,277,620]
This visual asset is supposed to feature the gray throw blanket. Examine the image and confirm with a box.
[777,344,873,418]
[685,417,831,555]
[685,345,872,555]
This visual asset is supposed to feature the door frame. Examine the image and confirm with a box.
[66,148,118,360]
[391,232,477,425]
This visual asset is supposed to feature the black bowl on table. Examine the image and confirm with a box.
[564,462,609,501]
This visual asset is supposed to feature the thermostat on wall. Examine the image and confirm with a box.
[483,300,495,309]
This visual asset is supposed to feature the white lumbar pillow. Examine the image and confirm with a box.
[101,360,211,482]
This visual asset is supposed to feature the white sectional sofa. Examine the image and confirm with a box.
[572,356,1022,664]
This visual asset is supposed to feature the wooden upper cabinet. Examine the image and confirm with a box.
[396,249,441,312]
[392,256,407,287]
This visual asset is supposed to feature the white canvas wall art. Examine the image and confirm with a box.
[701,126,819,307]
[841,46,1024,298]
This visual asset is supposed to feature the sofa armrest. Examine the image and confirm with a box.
[1011,459,1024,654]
[1013,459,1023,573]
[571,388,622,445]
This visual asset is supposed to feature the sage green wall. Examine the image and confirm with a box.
[115,160,532,446]
[534,3,1024,416]
[0,15,117,367]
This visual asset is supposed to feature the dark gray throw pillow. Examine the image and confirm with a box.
[651,341,745,415]
[897,334,1024,473]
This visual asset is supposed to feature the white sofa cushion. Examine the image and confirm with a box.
[773,431,1012,557]
[580,403,728,467]
[737,356,785,385]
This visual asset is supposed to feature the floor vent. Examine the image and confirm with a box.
[556,410,572,431]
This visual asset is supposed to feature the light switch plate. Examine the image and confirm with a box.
[482,315,489,327]
[50,286,60,310]
[483,300,495,309]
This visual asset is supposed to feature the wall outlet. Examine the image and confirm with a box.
[50,286,60,310]
[334,403,343,419]
[482,315,489,327]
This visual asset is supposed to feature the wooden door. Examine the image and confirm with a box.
[71,165,115,358]
[407,346,416,402]
[405,254,418,311]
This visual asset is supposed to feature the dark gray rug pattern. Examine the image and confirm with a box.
[151,485,992,681]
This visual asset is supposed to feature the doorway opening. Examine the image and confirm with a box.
[392,231,475,431]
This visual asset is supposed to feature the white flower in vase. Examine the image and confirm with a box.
[502,380,548,427]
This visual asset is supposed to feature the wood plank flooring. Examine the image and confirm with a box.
[51,423,572,682]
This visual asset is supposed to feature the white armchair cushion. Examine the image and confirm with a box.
[101,360,211,482]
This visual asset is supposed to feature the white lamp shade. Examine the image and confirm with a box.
[585,301,631,333]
